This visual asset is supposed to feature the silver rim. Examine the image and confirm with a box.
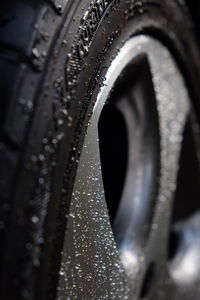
[57,35,190,299]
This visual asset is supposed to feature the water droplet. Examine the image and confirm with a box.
[31,216,39,224]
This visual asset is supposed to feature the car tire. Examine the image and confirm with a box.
[0,1,200,300]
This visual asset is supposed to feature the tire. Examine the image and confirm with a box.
[0,1,200,300]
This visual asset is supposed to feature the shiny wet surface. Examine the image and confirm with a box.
[56,35,190,300]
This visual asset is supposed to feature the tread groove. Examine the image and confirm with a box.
[0,44,41,71]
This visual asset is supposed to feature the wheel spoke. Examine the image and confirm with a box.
[57,93,129,299]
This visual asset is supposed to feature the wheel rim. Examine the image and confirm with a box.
[56,35,191,299]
